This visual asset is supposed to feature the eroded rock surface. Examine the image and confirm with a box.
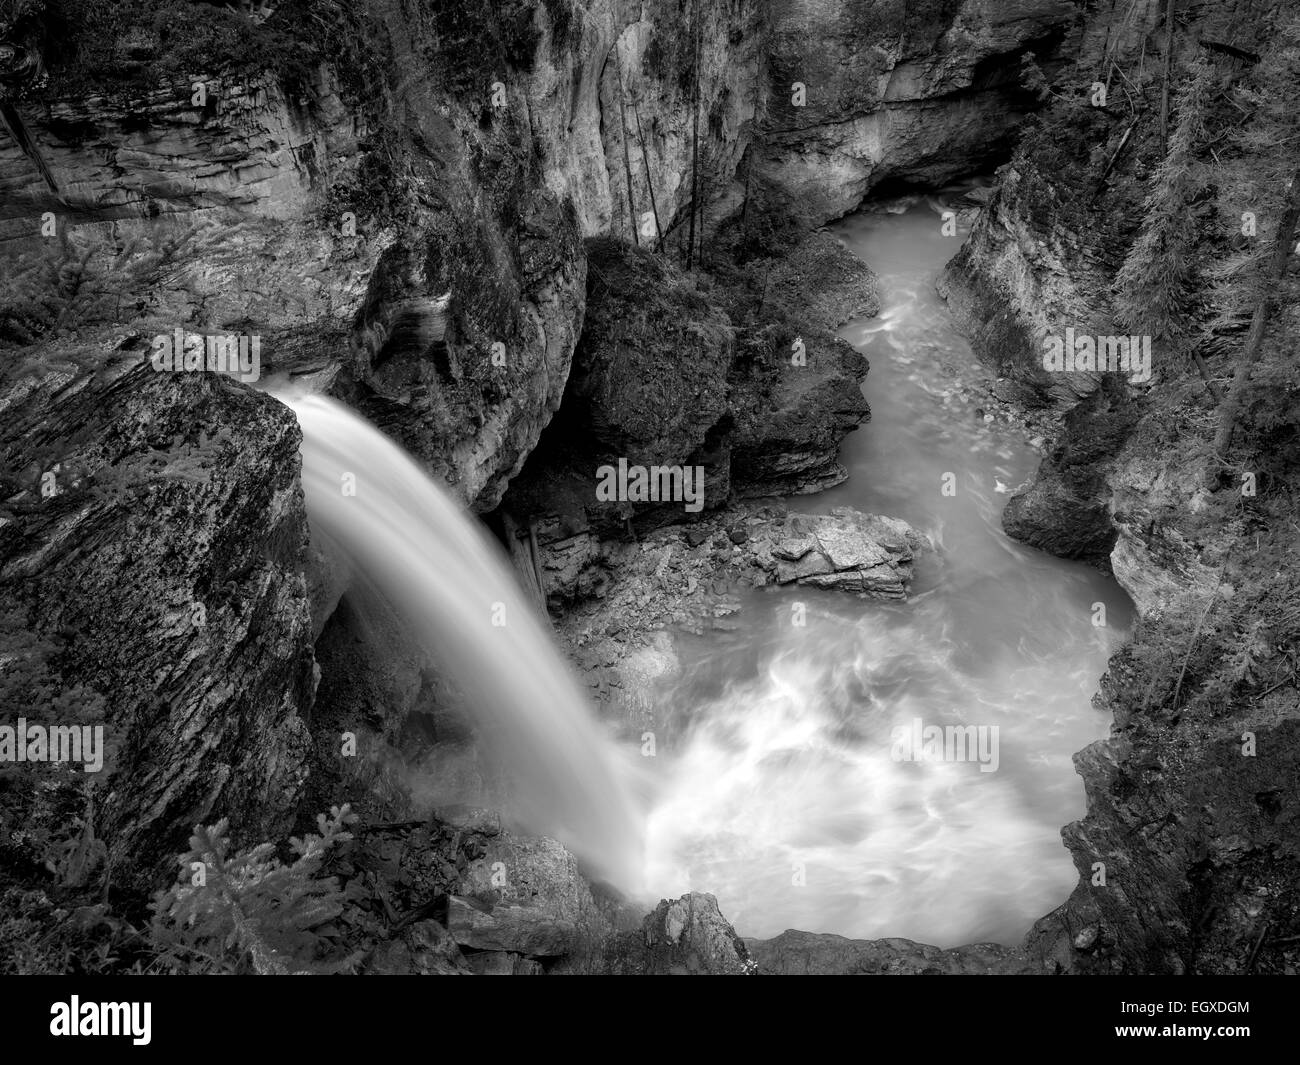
[0,361,315,889]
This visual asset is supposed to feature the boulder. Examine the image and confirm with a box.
[451,830,616,967]
[0,361,315,892]
[760,508,927,598]
[447,896,578,957]
[635,893,753,975]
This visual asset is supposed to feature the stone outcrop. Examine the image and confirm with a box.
[449,819,617,968]
[497,230,876,537]
[540,503,926,735]
[542,503,926,615]
[750,0,1085,229]
[626,893,754,975]
[0,361,316,890]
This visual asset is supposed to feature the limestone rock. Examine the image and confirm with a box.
[447,896,578,958]
[636,893,753,975]
[0,362,315,891]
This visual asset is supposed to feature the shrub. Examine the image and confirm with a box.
[149,805,363,974]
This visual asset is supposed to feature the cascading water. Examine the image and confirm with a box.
[641,196,1135,946]
[278,390,645,891]
[273,194,1132,948]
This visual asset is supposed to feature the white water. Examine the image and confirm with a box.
[276,197,1132,947]
[279,390,645,890]
[641,199,1134,946]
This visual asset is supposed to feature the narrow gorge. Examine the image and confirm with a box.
[1,0,1297,984]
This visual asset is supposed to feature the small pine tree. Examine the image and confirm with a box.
[1207,15,1300,464]
[149,805,363,975]
[1113,57,1216,388]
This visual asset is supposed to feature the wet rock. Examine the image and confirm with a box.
[746,930,1033,975]
[999,381,1139,567]
[408,920,472,976]
[364,919,471,976]
[753,0,1083,229]
[758,231,881,329]
[447,896,578,957]
[454,831,615,966]
[773,536,815,561]
[436,806,502,838]
[560,239,733,472]
[763,508,925,598]
[634,893,753,975]
[729,335,871,497]
[1073,926,1100,951]
[464,952,544,976]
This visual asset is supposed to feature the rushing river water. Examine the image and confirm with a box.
[642,201,1134,946]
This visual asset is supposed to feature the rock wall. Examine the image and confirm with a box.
[750,0,1086,228]
[938,0,1300,974]
[0,363,316,889]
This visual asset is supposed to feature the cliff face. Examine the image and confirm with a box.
[0,363,316,891]
[939,0,1300,974]
[750,0,1084,228]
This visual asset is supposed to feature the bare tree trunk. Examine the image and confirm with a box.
[687,0,701,270]
[613,42,639,246]
[0,100,61,199]
[1211,167,1300,468]
[1159,0,1177,154]
[632,102,663,251]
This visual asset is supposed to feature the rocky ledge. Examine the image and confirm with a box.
[525,503,928,740]
[540,504,928,616]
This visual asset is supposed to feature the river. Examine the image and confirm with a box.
[641,199,1134,946]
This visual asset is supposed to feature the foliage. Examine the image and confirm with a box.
[1115,508,1300,722]
[42,0,338,97]
[0,604,128,971]
[1113,59,1215,344]
[149,805,363,974]
[0,889,143,975]
[1201,16,1300,458]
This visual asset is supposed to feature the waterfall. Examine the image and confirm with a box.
[279,390,644,891]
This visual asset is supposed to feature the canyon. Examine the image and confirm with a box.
[1,0,1296,976]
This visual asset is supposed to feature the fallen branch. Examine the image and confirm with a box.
[1094,114,1142,197]
[1197,38,1261,64]
[1170,559,1228,710]
[1246,921,1270,972]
